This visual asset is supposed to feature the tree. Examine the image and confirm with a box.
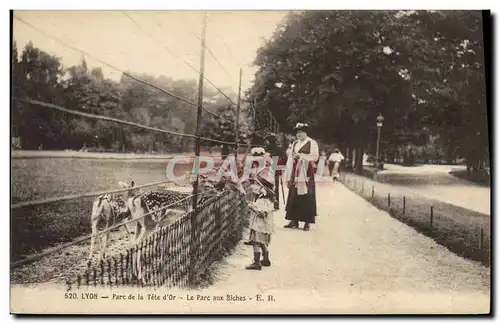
[247,10,488,170]
[13,41,66,149]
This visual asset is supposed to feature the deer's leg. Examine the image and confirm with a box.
[99,231,110,262]
[100,232,109,260]
[133,219,148,282]
[99,217,112,261]
[153,210,165,232]
[135,245,143,282]
[135,219,147,244]
[133,221,139,244]
[123,221,134,246]
[89,215,100,260]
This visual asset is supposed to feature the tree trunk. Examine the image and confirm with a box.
[446,145,454,165]
[355,146,364,174]
[353,123,364,174]
[121,128,126,153]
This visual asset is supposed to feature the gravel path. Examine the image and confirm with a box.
[200,181,490,313]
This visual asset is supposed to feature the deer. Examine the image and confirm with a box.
[126,174,246,284]
[126,177,224,244]
[88,180,140,261]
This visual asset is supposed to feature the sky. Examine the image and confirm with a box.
[13,10,290,94]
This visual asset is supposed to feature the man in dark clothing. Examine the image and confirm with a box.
[262,133,287,210]
[221,144,230,161]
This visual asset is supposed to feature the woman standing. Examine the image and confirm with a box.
[284,122,319,231]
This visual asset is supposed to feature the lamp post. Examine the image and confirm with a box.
[375,113,384,169]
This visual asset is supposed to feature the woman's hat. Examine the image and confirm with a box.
[293,122,309,133]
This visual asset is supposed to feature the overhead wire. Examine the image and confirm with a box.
[13,15,197,107]
[14,14,235,127]
[184,22,237,86]
[13,15,274,153]
[122,11,237,116]
[206,16,238,66]
[14,98,238,146]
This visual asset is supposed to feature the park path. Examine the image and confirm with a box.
[195,180,490,314]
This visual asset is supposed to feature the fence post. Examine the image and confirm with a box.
[107,259,112,287]
[100,259,104,286]
[371,185,374,199]
[403,196,406,214]
[388,193,391,207]
[190,12,207,289]
[430,205,434,228]
[234,68,242,162]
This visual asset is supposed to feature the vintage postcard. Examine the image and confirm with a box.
[10,9,491,315]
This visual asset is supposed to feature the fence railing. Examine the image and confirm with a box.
[65,188,249,290]
[339,172,491,268]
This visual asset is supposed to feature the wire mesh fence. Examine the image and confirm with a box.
[65,188,249,290]
[339,172,491,268]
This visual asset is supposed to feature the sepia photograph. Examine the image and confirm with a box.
[9,8,491,315]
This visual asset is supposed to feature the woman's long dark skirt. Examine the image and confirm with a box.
[285,186,317,224]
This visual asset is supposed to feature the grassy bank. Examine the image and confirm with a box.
[340,172,490,268]
[11,150,218,160]
[450,169,491,187]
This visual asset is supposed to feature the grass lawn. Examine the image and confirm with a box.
[340,172,490,267]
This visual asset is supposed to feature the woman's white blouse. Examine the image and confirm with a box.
[285,137,319,181]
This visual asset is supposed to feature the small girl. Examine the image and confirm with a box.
[245,189,275,270]
[242,147,274,245]
[239,147,276,270]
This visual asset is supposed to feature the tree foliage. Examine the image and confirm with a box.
[247,10,488,168]
[11,41,251,154]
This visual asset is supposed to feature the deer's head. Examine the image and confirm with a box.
[118,180,140,198]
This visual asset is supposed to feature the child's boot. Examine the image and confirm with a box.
[245,252,262,270]
[261,251,271,267]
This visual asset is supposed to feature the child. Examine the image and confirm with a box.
[242,147,272,244]
[245,187,276,270]
[328,148,345,181]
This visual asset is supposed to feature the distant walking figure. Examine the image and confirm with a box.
[284,122,319,231]
[328,148,345,181]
